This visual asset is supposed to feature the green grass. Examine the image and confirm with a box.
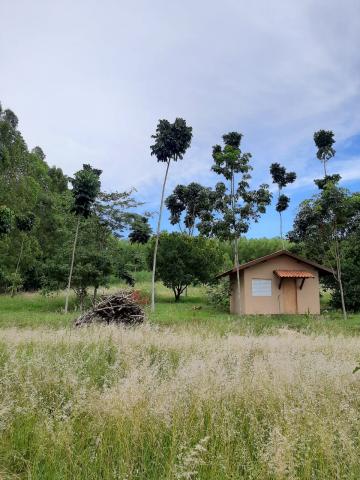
[1,276,360,478]
[0,326,359,479]
[0,276,360,335]
[0,293,75,328]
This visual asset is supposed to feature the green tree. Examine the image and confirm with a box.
[111,238,148,273]
[269,163,296,247]
[0,102,69,291]
[2,109,18,129]
[0,206,12,236]
[314,129,335,177]
[11,212,36,296]
[43,225,112,309]
[198,132,271,313]
[288,181,360,319]
[150,118,192,311]
[165,183,213,235]
[94,190,140,236]
[221,237,291,265]
[64,164,101,313]
[328,227,360,311]
[148,232,223,301]
[129,216,152,244]
[69,246,112,309]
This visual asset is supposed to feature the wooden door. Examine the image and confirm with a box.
[282,279,297,314]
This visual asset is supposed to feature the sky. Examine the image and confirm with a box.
[1,0,359,237]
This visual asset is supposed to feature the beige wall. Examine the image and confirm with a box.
[229,254,320,315]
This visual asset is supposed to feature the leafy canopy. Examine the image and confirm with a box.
[150,118,192,163]
[288,183,360,310]
[71,164,102,218]
[129,216,152,244]
[15,212,36,232]
[270,163,296,189]
[270,162,296,213]
[314,130,336,162]
[165,182,213,234]
[198,132,271,240]
[0,206,13,236]
[313,129,336,179]
[148,232,224,301]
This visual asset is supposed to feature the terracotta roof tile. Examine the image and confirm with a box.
[274,270,315,278]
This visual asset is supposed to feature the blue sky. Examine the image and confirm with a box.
[1,0,359,238]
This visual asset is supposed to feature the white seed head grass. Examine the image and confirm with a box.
[1,325,360,478]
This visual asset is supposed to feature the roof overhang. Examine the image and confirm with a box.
[216,249,333,279]
[274,270,315,279]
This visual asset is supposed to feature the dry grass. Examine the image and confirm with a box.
[0,324,360,479]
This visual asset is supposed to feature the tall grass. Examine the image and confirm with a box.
[0,325,360,479]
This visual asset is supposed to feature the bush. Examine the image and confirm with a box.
[206,278,230,310]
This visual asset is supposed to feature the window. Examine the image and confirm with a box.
[252,279,272,297]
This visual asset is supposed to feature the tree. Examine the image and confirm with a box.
[314,173,342,190]
[269,163,296,247]
[314,130,335,177]
[165,183,213,235]
[288,181,360,319]
[31,146,46,161]
[198,132,271,314]
[44,229,112,309]
[328,227,360,311]
[129,216,152,244]
[69,248,112,309]
[150,118,192,311]
[64,164,101,313]
[2,109,18,129]
[48,166,68,193]
[11,212,35,296]
[0,206,12,237]
[148,232,223,301]
[94,189,140,236]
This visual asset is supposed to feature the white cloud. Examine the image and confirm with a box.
[1,0,359,214]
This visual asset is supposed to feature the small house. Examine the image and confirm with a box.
[217,250,332,315]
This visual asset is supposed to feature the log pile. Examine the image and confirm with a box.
[74,290,145,327]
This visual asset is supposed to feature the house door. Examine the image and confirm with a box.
[282,279,297,314]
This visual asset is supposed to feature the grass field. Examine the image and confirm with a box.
[0,275,360,335]
[0,277,360,479]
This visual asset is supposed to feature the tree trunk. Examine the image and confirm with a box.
[93,286,98,305]
[338,276,347,321]
[64,216,80,314]
[278,186,285,250]
[231,171,241,315]
[234,237,241,315]
[280,211,285,249]
[335,239,347,320]
[323,160,327,177]
[151,160,171,312]
[79,288,87,312]
[11,235,25,297]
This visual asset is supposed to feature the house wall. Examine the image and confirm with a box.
[229,254,320,315]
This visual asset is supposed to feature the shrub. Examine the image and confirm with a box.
[206,278,230,310]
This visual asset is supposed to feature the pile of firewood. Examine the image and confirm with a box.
[74,290,145,327]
